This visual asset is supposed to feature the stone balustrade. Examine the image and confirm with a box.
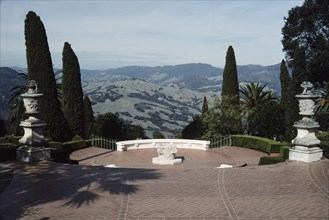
[116,139,210,151]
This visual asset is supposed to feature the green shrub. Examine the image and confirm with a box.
[46,141,63,150]
[72,135,84,141]
[316,132,329,159]
[0,143,19,161]
[85,139,92,147]
[62,139,87,151]
[259,146,290,165]
[232,135,288,154]
[0,136,21,144]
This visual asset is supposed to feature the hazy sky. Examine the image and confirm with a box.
[0,0,303,70]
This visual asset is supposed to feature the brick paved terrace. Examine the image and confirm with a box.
[0,146,328,220]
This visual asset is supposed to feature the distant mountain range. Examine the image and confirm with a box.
[0,63,281,137]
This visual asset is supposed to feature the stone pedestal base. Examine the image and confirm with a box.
[17,145,50,163]
[289,146,323,163]
[152,157,182,165]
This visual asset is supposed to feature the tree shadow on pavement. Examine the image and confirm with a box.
[0,161,162,219]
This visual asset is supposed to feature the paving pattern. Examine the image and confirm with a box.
[0,146,328,220]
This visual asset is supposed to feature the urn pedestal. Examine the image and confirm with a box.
[289,82,323,163]
[16,80,50,163]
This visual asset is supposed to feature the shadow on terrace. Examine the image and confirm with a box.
[0,160,162,219]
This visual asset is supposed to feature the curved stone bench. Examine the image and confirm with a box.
[116,139,210,151]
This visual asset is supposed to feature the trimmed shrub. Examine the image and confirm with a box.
[232,135,288,154]
[0,136,21,145]
[62,139,87,151]
[317,132,329,159]
[0,143,19,161]
[259,146,290,165]
[48,138,88,163]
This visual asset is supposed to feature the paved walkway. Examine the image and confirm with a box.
[0,146,328,220]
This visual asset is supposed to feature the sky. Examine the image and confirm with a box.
[0,0,303,70]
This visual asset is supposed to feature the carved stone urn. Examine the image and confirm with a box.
[289,81,323,163]
[152,143,182,165]
[17,80,50,162]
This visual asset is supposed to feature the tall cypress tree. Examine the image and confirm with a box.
[285,46,306,141]
[201,96,209,117]
[222,46,240,98]
[83,95,94,139]
[279,59,291,141]
[221,45,242,134]
[62,42,84,137]
[25,11,72,141]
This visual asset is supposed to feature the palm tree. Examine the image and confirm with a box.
[316,83,329,113]
[239,82,278,135]
[240,82,277,112]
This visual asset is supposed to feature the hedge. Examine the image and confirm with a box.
[259,146,290,165]
[231,135,289,154]
[0,136,92,163]
[0,143,19,161]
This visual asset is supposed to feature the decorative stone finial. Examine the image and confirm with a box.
[26,80,39,94]
[301,81,313,95]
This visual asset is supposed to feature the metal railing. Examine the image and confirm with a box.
[208,135,232,148]
[90,135,117,150]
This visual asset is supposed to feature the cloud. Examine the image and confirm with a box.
[0,0,303,69]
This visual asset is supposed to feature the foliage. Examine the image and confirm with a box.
[62,42,85,137]
[279,60,291,107]
[94,112,126,140]
[25,11,72,141]
[201,96,242,137]
[153,131,165,139]
[125,124,147,140]
[83,95,95,139]
[239,82,282,138]
[317,131,329,158]
[284,46,306,141]
[258,146,290,165]
[240,82,277,112]
[0,136,21,161]
[280,60,291,141]
[201,96,209,117]
[5,99,25,136]
[182,115,205,139]
[282,0,329,83]
[0,143,19,162]
[0,118,7,137]
[222,46,240,98]
[221,46,242,134]
[248,101,285,140]
[231,135,289,154]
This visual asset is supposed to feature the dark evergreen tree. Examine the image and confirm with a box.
[25,11,72,141]
[201,96,209,117]
[5,99,25,136]
[221,45,242,134]
[94,112,126,140]
[182,115,204,139]
[279,60,291,140]
[285,46,306,141]
[0,119,7,137]
[62,42,84,137]
[152,131,165,139]
[83,95,94,139]
[222,46,240,98]
[282,0,329,83]
[280,60,291,108]
[248,100,285,139]
[125,124,147,140]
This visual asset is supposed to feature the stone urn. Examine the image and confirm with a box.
[289,81,323,163]
[17,80,50,162]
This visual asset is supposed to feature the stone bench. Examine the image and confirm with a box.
[116,139,210,152]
